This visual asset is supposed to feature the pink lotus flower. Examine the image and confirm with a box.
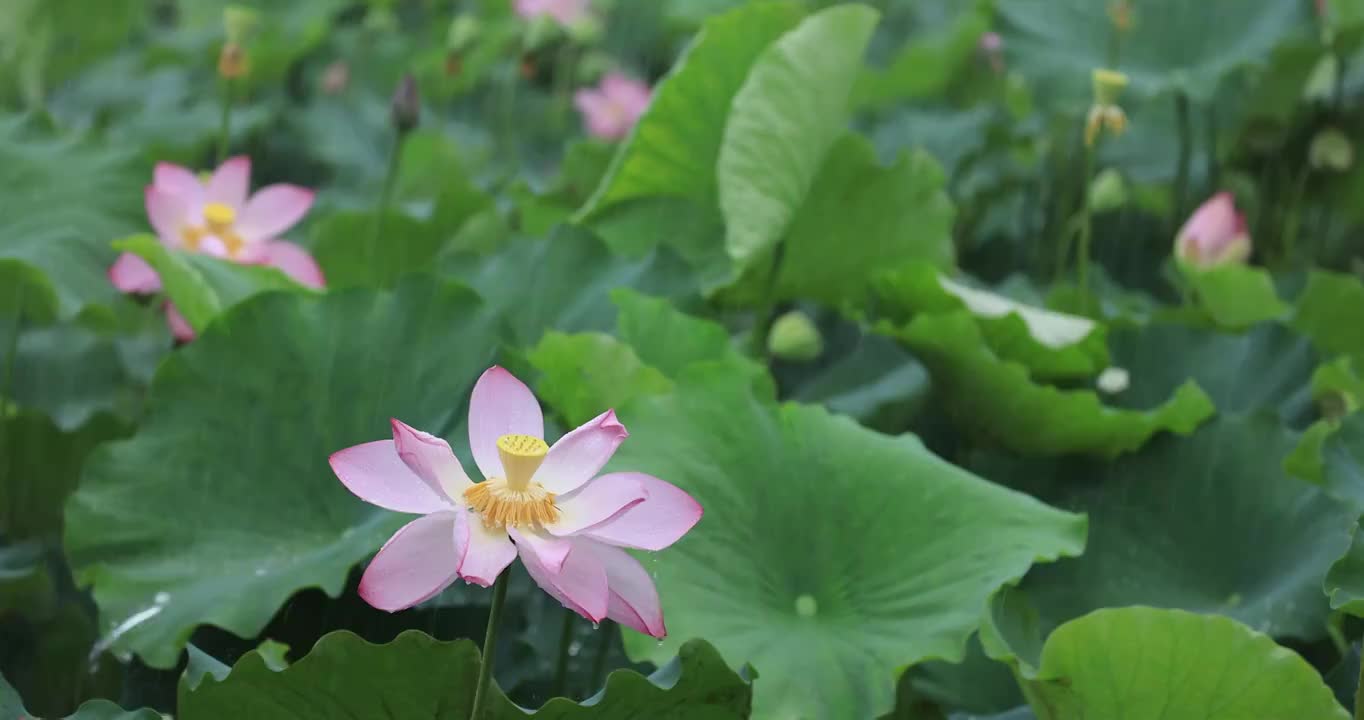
[978,32,1004,73]
[109,156,324,340]
[515,0,591,27]
[330,366,701,638]
[574,73,651,141]
[1174,192,1252,268]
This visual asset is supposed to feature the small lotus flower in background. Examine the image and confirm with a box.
[574,72,651,141]
[1085,68,1129,147]
[1174,192,1252,268]
[321,61,350,94]
[330,366,702,638]
[514,0,592,28]
[978,32,1004,73]
[109,157,323,340]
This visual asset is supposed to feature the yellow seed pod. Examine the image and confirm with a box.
[1091,68,1129,106]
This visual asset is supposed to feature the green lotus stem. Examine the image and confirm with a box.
[216,78,234,164]
[1076,140,1095,313]
[470,570,510,720]
[1172,92,1192,228]
[1281,164,1310,265]
[1356,652,1364,720]
[551,606,575,697]
[746,245,786,359]
[371,132,405,264]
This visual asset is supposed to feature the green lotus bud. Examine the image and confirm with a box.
[1304,54,1338,103]
[447,15,481,53]
[1089,168,1127,213]
[767,311,823,362]
[222,5,259,43]
[1092,68,1129,106]
[1310,127,1353,172]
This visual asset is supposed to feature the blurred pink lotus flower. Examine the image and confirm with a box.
[330,366,701,638]
[515,0,591,27]
[978,31,1004,73]
[109,156,323,340]
[1174,192,1251,268]
[574,72,651,141]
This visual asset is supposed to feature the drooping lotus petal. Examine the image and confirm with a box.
[329,440,452,514]
[592,542,665,638]
[459,512,518,586]
[1175,192,1251,268]
[205,156,251,210]
[391,419,471,499]
[165,303,195,342]
[533,410,629,494]
[582,472,702,551]
[153,162,203,201]
[545,472,647,536]
[508,526,571,573]
[520,538,609,622]
[236,185,315,243]
[255,241,326,288]
[109,253,162,293]
[144,185,189,245]
[468,366,544,480]
[358,511,466,612]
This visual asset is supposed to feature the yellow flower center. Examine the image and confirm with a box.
[463,434,559,528]
[181,202,246,257]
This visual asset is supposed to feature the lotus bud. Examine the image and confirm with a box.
[390,74,420,135]
[1174,192,1252,269]
[1310,127,1353,172]
[768,311,823,362]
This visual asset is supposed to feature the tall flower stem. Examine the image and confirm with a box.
[470,571,511,720]
[0,292,22,533]
[1076,139,1096,314]
[370,132,405,263]
[216,78,235,164]
[1356,648,1364,720]
[1172,92,1192,230]
[746,245,786,359]
[551,607,575,698]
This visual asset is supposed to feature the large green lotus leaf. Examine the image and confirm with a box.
[1326,518,1364,616]
[1022,608,1348,719]
[1294,270,1364,360]
[888,311,1212,457]
[529,290,774,426]
[788,331,928,429]
[1104,321,1317,418]
[577,1,804,219]
[611,289,771,398]
[0,670,158,720]
[718,4,879,273]
[997,0,1314,105]
[1315,413,1364,507]
[0,117,147,323]
[4,307,169,430]
[441,227,696,348]
[64,279,500,668]
[1184,265,1290,331]
[527,332,674,427]
[112,234,311,336]
[309,211,447,289]
[0,0,141,107]
[873,264,1107,380]
[768,135,955,307]
[178,630,752,719]
[1,410,129,541]
[1018,415,1355,640]
[607,368,1086,719]
[853,5,991,110]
